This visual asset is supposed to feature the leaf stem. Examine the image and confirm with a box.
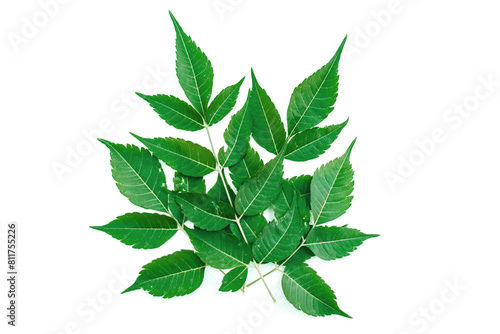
[245,266,279,288]
[254,261,276,303]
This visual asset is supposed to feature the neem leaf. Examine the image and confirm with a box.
[285,120,348,162]
[186,228,252,269]
[305,226,378,261]
[173,193,234,231]
[219,90,252,167]
[173,172,206,193]
[170,11,213,114]
[206,77,245,126]
[229,146,263,190]
[98,139,169,213]
[310,139,356,225]
[281,262,350,317]
[287,37,347,136]
[131,134,216,177]
[91,212,177,249]
[208,174,235,205]
[219,266,248,292]
[123,250,205,298]
[252,198,305,263]
[273,179,310,225]
[235,153,284,216]
[229,214,267,244]
[290,174,312,207]
[250,69,286,155]
[135,93,204,131]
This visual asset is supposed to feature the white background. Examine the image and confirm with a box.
[1,0,499,333]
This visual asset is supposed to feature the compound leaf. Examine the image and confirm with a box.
[311,139,356,225]
[281,262,350,317]
[132,134,216,177]
[170,11,213,114]
[287,37,346,136]
[91,212,177,249]
[123,250,205,298]
[98,139,169,213]
[135,93,204,131]
[186,228,252,269]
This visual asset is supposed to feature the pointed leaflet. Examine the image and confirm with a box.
[219,90,252,167]
[285,120,348,162]
[219,266,248,292]
[287,37,347,136]
[132,134,216,177]
[235,152,285,216]
[91,213,177,249]
[136,93,204,131]
[170,11,213,114]
[229,214,267,244]
[282,262,350,317]
[172,193,233,231]
[173,172,206,193]
[311,139,356,225]
[250,69,286,155]
[98,139,169,213]
[123,250,205,298]
[305,226,378,261]
[206,78,245,126]
[186,228,252,269]
[229,146,263,190]
[252,198,306,263]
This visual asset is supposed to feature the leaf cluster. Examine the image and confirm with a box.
[92,12,378,318]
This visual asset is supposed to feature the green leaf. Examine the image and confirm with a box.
[186,228,252,269]
[123,250,205,298]
[172,193,234,231]
[229,146,263,190]
[206,78,245,126]
[208,174,235,205]
[235,153,285,216]
[173,172,206,193]
[287,37,347,136]
[273,179,310,225]
[252,198,306,263]
[219,266,248,292]
[305,226,378,261]
[285,120,348,161]
[219,90,252,167]
[91,212,177,249]
[98,139,169,213]
[290,174,312,208]
[131,134,216,177]
[250,69,286,155]
[170,11,213,114]
[311,139,356,225]
[135,93,204,131]
[229,214,267,244]
[281,247,314,265]
[281,262,350,317]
